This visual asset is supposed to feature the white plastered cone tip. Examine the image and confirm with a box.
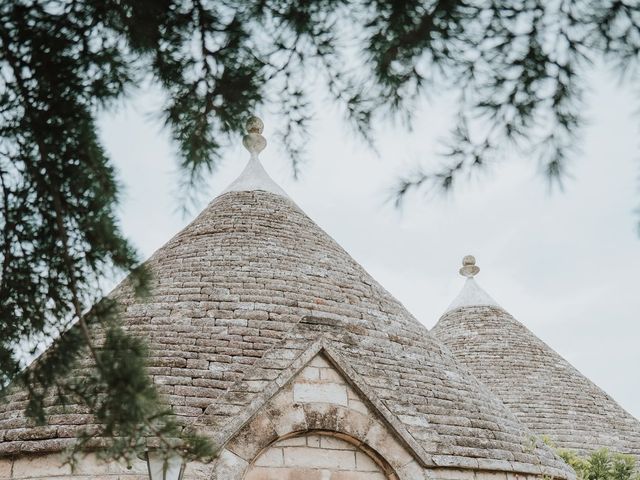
[222,115,288,198]
[445,255,501,313]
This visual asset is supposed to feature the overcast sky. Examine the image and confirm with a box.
[99,66,640,420]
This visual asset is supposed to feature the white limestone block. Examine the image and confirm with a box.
[293,383,348,406]
[254,447,284,467]
[282,446,356,469]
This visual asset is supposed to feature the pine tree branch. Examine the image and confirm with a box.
[0,27,101,366]
[0,167,12,296]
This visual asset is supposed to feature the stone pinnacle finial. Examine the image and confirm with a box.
[459,255,480,278]
[242,115,267,159]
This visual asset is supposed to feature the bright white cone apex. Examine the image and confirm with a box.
[222,155,288,197]
[446,277,500,313]
[445,255,501,312]
[222,115,288,197]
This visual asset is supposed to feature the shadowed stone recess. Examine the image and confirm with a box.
[245,433,391,480]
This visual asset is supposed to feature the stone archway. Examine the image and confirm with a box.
[244,431,396,480]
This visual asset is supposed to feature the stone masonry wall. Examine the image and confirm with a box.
[0,453,213,479]
[0,454,552,480]
[245,433,388,480]
[0,453,146,479]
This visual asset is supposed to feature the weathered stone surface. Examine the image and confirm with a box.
[212,449,249,480]
[12,453,71,477]
[0,459,12,478]
[0,190,571,479]
[226,413,279,462]
[432,305,640,459]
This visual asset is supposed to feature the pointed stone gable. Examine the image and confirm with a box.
[194,325,433,465]
[0,190,573,479]
[207,351,422,479]
[432,304,640,460]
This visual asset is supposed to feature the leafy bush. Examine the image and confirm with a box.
[558,448,639,480]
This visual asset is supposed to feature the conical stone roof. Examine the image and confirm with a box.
[0,122,572,478]
[432,257,640,459]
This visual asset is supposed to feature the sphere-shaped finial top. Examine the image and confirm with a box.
[243,115,266,158]
[246,116,264,134]
[459,255,480,278]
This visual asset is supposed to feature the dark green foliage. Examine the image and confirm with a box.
[387,1,640,203]
[558,448,640,480]
[0,0,639,466]
[0,0,210,462]
[70,324,213,466]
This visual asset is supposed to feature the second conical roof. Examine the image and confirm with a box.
[433,267,640,459]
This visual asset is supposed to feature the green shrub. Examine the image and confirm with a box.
[557,448,639,480]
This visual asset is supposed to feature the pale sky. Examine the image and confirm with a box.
[99,66,640,419]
